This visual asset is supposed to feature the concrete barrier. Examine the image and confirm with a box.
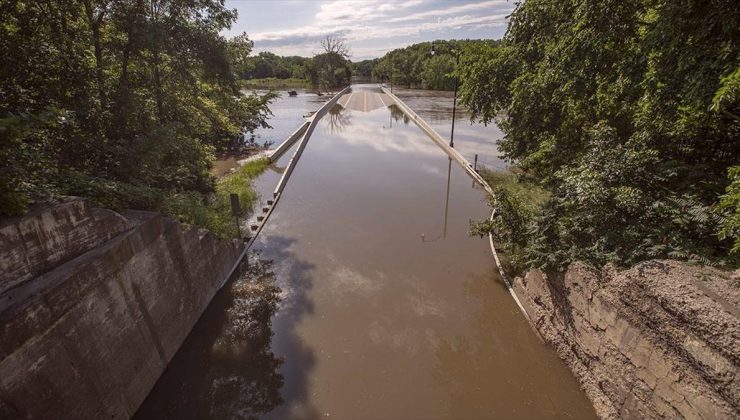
[268,121,309,163]
[273,86,350,199]
[380,87,494,196]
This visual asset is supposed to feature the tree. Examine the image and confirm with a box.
[459,0,740,269]
[421,55,455,90]
[0,0,274,216]
[321,35,349,58]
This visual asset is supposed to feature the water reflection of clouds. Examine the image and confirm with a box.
[393,89,508,169]
[322,105,508,170]
[323,108,451,158]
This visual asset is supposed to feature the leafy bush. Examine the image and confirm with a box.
[471,170,548,274]
[163,158,270,238]
[719,166,740,255]
[459,0,740,270]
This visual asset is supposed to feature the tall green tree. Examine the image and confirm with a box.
[0,0,273,216]
[460,0,740,268]
[306,36,352,89]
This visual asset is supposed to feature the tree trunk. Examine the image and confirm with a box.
[83,0,106,108]
[149,0,165,121]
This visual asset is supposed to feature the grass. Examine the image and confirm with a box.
[161,157,270,239]
[46,158,270,240]
[240,77,311,89]
[480,168,550,210]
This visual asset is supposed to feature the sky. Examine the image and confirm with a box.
[222,0,516,60]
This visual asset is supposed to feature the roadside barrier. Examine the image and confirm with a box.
[220,86,351,286]
[380,86,532,322]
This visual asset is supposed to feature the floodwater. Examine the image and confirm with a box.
[391,87,509,171]
[136,85,595,419]
[212,89,328,176]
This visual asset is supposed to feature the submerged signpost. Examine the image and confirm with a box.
[230,193,241,239]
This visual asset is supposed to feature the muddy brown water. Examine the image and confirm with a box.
[136,85,596,419]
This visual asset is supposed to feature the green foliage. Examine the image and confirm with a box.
[0,0,274,222]
[459,0,740,269]
[372,40,498,90]
[239,52,311,80]
[421,55,456,91]
[719,166,740,255]
[163,158,268,238]
[352,59,379,79]
[59,158,270,239]
[471,170,549,273]
[241,78,310,89]
[306,52,352,90]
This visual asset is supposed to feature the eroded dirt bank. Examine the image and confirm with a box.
[513,259,739,419]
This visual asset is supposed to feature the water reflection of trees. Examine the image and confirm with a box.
[325,104,351,134]
[388,104,410,125]
[135,254,284,420]
[208,257,284,419]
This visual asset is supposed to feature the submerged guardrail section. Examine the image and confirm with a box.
[380,86,532,323]
[221,86,351,285]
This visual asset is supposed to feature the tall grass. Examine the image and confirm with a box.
[480,169,550,209]
[162,158,270,238]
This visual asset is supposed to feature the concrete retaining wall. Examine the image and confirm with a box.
[0,200,244,419]
[0,198,132,295]
[514,260,739,419]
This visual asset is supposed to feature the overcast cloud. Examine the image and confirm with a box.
[223,0,516,60]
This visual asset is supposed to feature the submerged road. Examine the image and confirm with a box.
[137,85,596,419]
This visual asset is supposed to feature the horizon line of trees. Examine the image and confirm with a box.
[235,39,500,91]
[235,36,353,89]
[370,39,499,90]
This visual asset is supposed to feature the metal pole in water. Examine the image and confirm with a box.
[474,154,478,172]
[450,52,459,148]
[230,193,241,239]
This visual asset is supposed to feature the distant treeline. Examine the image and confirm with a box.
[240,39,498,91]
[351,40,499,91]
[236,37,352,89]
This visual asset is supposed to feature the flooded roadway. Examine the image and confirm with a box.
[136,85,596,419]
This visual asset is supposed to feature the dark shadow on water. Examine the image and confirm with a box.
[134,235,317,419]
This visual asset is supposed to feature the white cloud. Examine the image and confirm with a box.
[243,0,514,59]
[387,0,510,23]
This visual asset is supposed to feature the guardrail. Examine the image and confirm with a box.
[268,121,310,162]
[273,86,351,199]
[380,87,493,196]
[380,86,532,324]
[221,86,351,286]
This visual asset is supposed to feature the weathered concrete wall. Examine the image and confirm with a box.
[0,200,244,419]
[0,198,131,294]
[513,260,739,419]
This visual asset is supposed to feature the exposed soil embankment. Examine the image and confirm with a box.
[0,198,244,418]
[513,260,739,419]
